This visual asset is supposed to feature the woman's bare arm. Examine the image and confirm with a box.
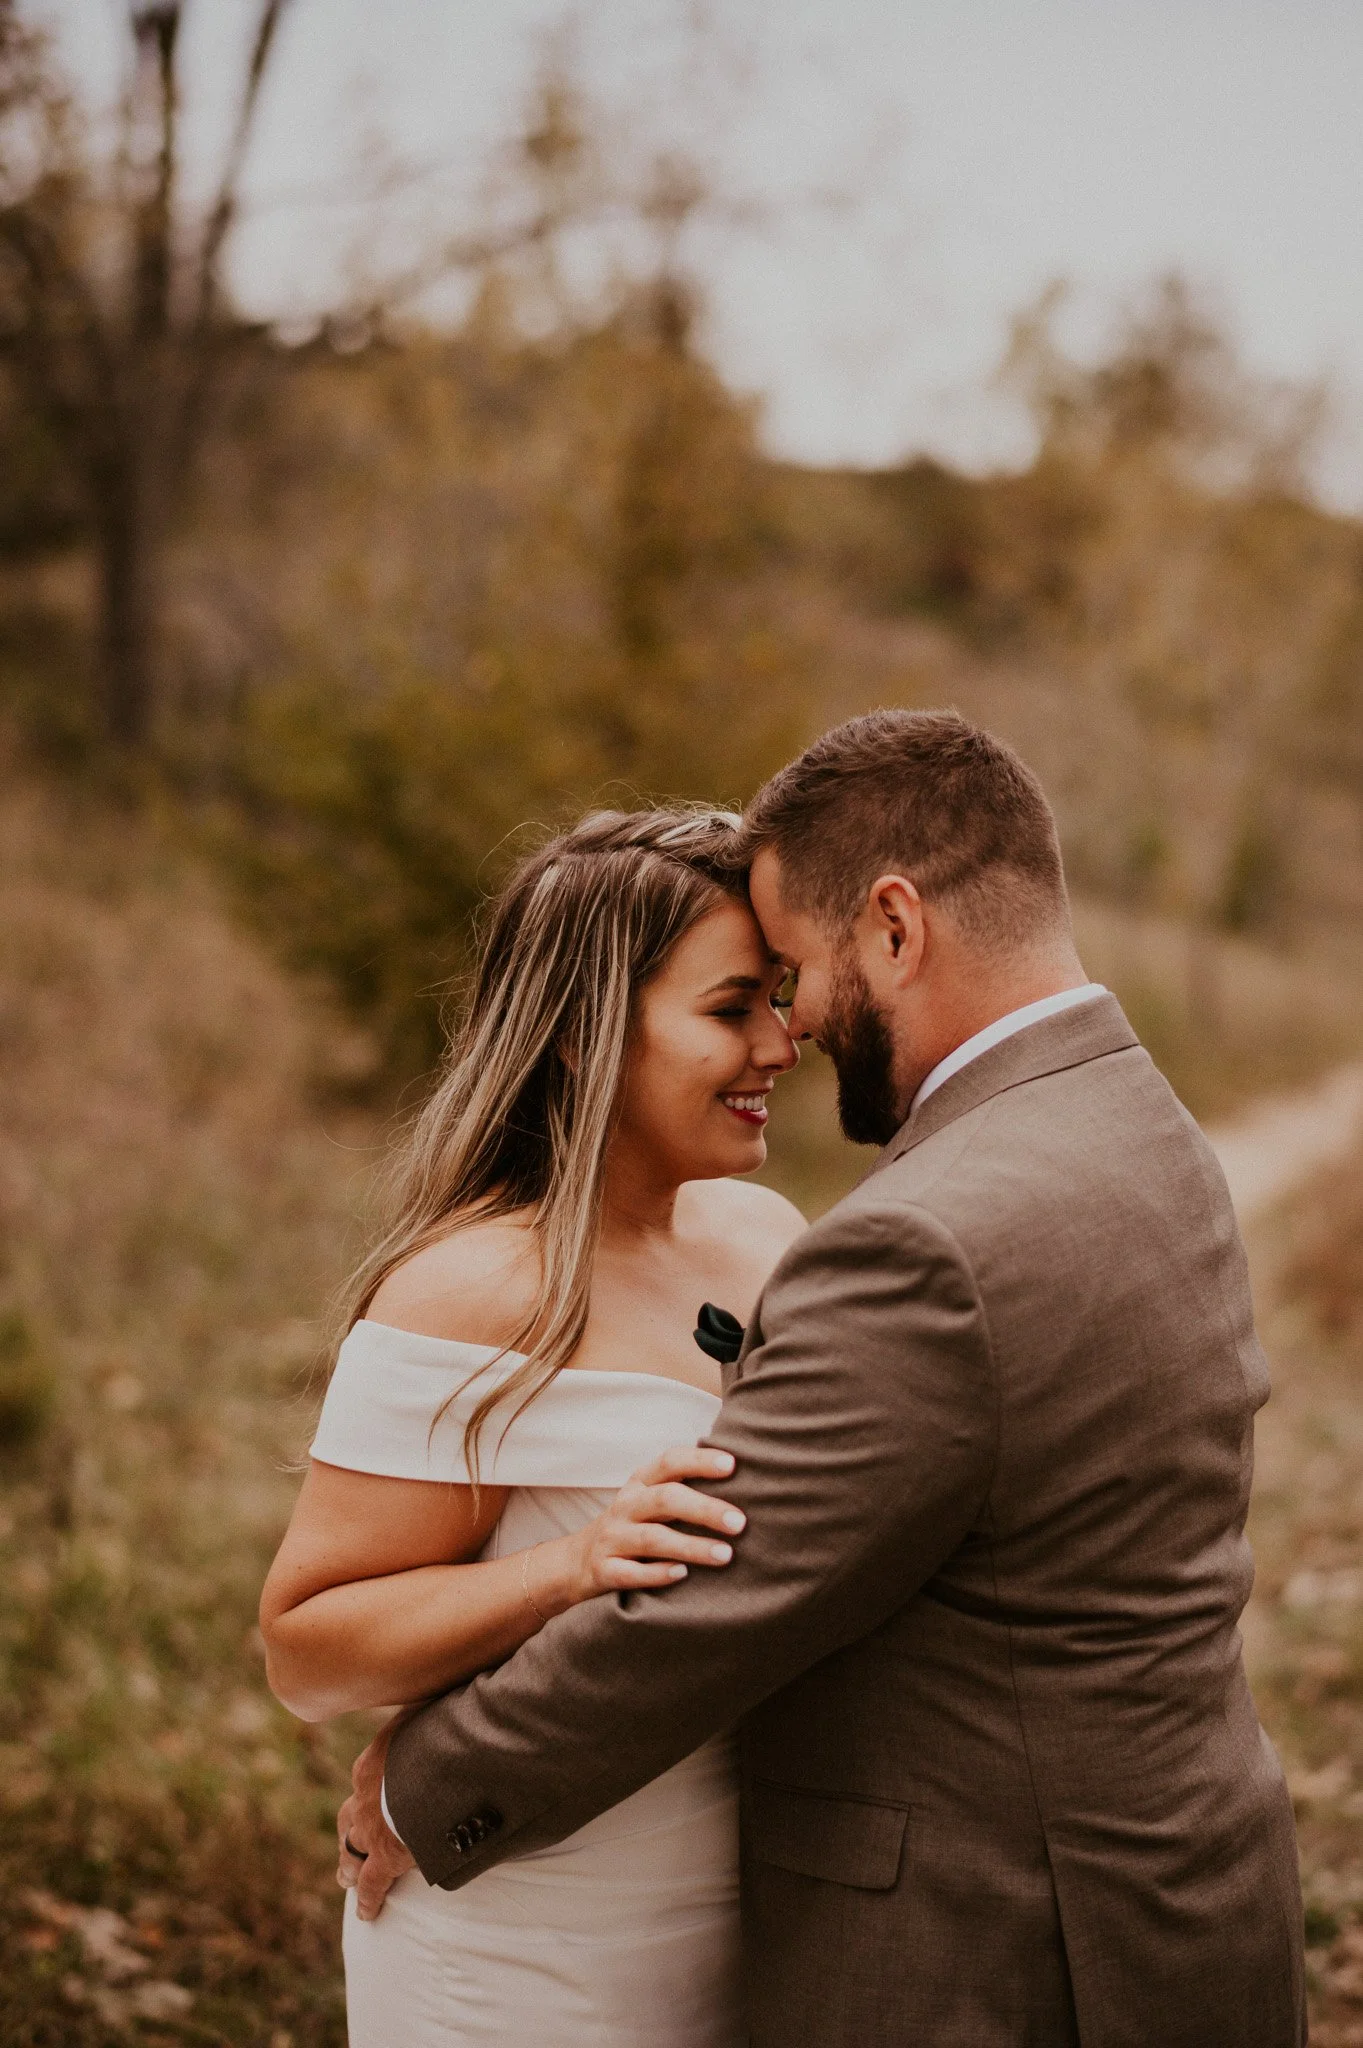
[260,1447,744,1723]
[260,1229,745,1722]
[261,1462,513,1720]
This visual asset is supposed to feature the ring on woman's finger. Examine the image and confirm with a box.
[344,1832,370,1861]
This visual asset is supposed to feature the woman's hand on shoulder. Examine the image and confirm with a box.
[367,1212,540,1348]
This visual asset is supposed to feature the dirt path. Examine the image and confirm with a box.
[1205,1062,1363,1222]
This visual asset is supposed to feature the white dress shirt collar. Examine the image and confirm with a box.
[910,984,1108,1116]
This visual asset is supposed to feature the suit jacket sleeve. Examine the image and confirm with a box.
[384,1197,997,1887]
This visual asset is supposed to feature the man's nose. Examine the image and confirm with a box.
[787,995,815,1043]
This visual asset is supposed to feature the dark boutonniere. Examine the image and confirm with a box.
[693,1302,745,1367]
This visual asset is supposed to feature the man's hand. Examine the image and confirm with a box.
[337,1717,416,1921]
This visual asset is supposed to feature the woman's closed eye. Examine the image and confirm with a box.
[708,970,794,1020]
[711,1000,786,1020]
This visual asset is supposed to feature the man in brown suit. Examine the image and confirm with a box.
[344,711,1306,2045]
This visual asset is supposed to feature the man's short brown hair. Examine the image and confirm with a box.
[740,709,1070,949]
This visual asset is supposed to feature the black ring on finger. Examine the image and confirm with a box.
[344,1832,370,1861]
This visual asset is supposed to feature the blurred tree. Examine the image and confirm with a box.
[986,276,1349,953]
[0,0,289,746]
[132,52,816,1072]
[189,303,807,1073]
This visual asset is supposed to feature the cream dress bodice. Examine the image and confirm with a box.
[310,1320,742,2048]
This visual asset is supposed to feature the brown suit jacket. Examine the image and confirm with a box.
[385,996,1306,2047]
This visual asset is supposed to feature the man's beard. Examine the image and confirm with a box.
[821,951,904,1147]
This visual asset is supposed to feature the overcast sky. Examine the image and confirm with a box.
[44,0,1363,504]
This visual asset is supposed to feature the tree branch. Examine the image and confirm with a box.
[190,0,290,340]
[129,2,180,342]
[171,0,289,468]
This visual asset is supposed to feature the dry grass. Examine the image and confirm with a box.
[1071,897,1363,1120]
[1242,1135,1363,2043]
[0,750,378,2045]
[1280,1151,1363,1350]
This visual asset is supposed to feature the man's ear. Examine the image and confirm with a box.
[864,874,925,981]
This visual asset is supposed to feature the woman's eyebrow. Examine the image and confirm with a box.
[700,974,766,996]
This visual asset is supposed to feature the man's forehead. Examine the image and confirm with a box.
[748,852,815,962]
[747,847,788,919]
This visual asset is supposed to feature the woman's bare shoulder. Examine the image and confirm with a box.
[683,1177,807,1259]
[365,1214,541,1350]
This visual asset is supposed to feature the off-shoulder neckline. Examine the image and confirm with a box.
[351,1318,723,1404]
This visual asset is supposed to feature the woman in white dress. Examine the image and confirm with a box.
[259,808,806,2047]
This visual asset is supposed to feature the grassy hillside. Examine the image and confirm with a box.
[0,752,371,2045]
[1241,1133,1363,2043]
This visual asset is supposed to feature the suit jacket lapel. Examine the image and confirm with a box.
[868,991,1141,1179]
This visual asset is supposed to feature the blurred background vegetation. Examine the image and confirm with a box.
[3,3,1363,2041]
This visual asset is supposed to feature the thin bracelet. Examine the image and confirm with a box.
[520,1545,551,1628]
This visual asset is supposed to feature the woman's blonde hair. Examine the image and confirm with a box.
[338,807,748,1478]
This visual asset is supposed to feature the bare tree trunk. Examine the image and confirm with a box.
[1,0,292,754]
[95,462,158,748]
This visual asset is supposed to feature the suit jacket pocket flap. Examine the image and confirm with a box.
[746,1780,908,1891]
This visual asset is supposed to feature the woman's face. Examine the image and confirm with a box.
[613,898,799,1185]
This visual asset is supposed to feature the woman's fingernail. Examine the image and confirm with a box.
[710,1543,732,1563]
[713,1453,735,1472]
[722,1509,745,1532]
[670,1563,687,1578]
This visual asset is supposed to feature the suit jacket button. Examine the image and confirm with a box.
[448,1823,474,1854]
